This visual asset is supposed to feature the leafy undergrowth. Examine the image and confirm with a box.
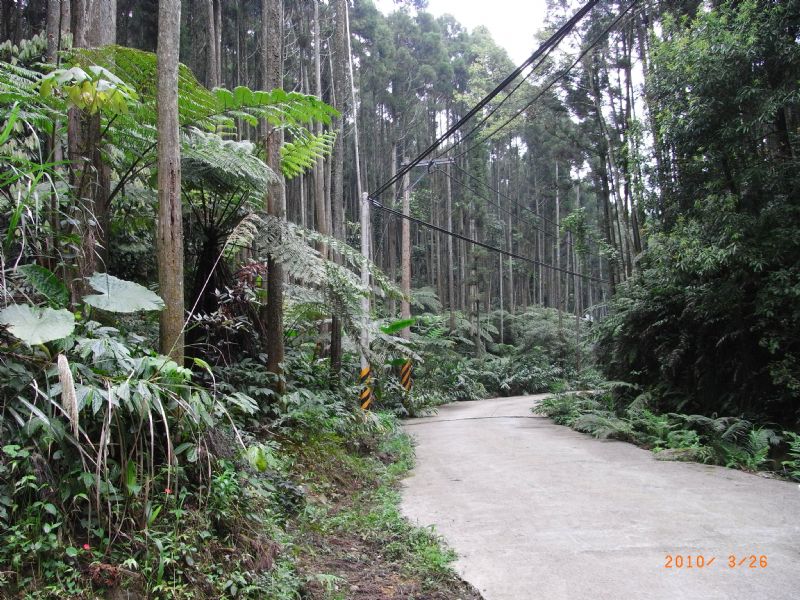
[534,388,800,480]
[291,432,483,600]
[1,406,480,600]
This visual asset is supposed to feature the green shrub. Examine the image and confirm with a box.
[782,432,800,481]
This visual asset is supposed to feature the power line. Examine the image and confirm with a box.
[448,0,639,162]
[436,165,603,261]
[432,45,561,160]
[370,197,608,284]
[368,0,603,202]
[435,165,551,237]
[448,162,561,231]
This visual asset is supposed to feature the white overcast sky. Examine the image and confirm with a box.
[373,0,550,65]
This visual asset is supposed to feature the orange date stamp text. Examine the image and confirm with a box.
[663,554,768,569]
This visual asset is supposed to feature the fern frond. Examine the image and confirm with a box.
[281,129,336,179]
[573,412,633,440]
[182,127,276,195]
[411,286,442,313]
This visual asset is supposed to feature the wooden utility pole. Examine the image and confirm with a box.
[360,192,371,367]
[469,217,481,355]
[555,163,564,347]
[574,183,582,374]
[156,0,184,362]
[329,0,348,376]
[345,1,362,202]
[445,162,455,331]
[400,163,411,339]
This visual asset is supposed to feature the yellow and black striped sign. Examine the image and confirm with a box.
[400,359,412,392]
[359,365,374,410]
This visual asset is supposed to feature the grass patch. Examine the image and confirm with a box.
[292,428,481,600]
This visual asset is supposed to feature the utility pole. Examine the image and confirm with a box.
[360,192,370,368]
[401,163,411,339]
[555,162,564,358]
[445,162,456,331]
[499,248,504,343]
[345,1,362,202]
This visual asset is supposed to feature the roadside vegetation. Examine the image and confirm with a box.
[535,388,800,481]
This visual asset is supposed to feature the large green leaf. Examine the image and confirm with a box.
[380,318,417,335]
[83,273,165,313]
[0,304,75,345]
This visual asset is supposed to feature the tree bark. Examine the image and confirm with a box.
[312,0,329,253]
[45,0,69,63]
[204,0,218,88]
[329,0,348,377]
[156,0,184,363]
[214,0,222,85]
[68,0,116,301]
[261,0,285,386]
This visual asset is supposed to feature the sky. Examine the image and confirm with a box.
[373,0,550,65]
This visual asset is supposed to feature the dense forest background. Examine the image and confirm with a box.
[1,0,799,597]
[3,0,798,420]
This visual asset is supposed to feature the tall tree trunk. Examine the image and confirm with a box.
[45,0,68,63]
[261,0,285,386]
[204,0,217,88]
[311,0,328,252]
[45,0,69,269]
[157,0,184,362]
[329,0,348,377]
[213,0,222,85]
[68,0,116,300]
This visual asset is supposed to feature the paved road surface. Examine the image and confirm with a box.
[400,395,800,600]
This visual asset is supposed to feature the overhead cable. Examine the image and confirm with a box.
[436,165,603,262]
[367,0,603,201]
[448,0,639,162]
[370,198,608,284]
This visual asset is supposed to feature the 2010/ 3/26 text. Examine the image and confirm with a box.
[663,555,768,569]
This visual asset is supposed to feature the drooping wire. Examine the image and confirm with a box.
[434,165,551,237]
[370,197,608,284]
[447,162,560,231]
[436,164,603,262]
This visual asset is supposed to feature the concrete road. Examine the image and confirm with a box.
[400,395,800,600]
